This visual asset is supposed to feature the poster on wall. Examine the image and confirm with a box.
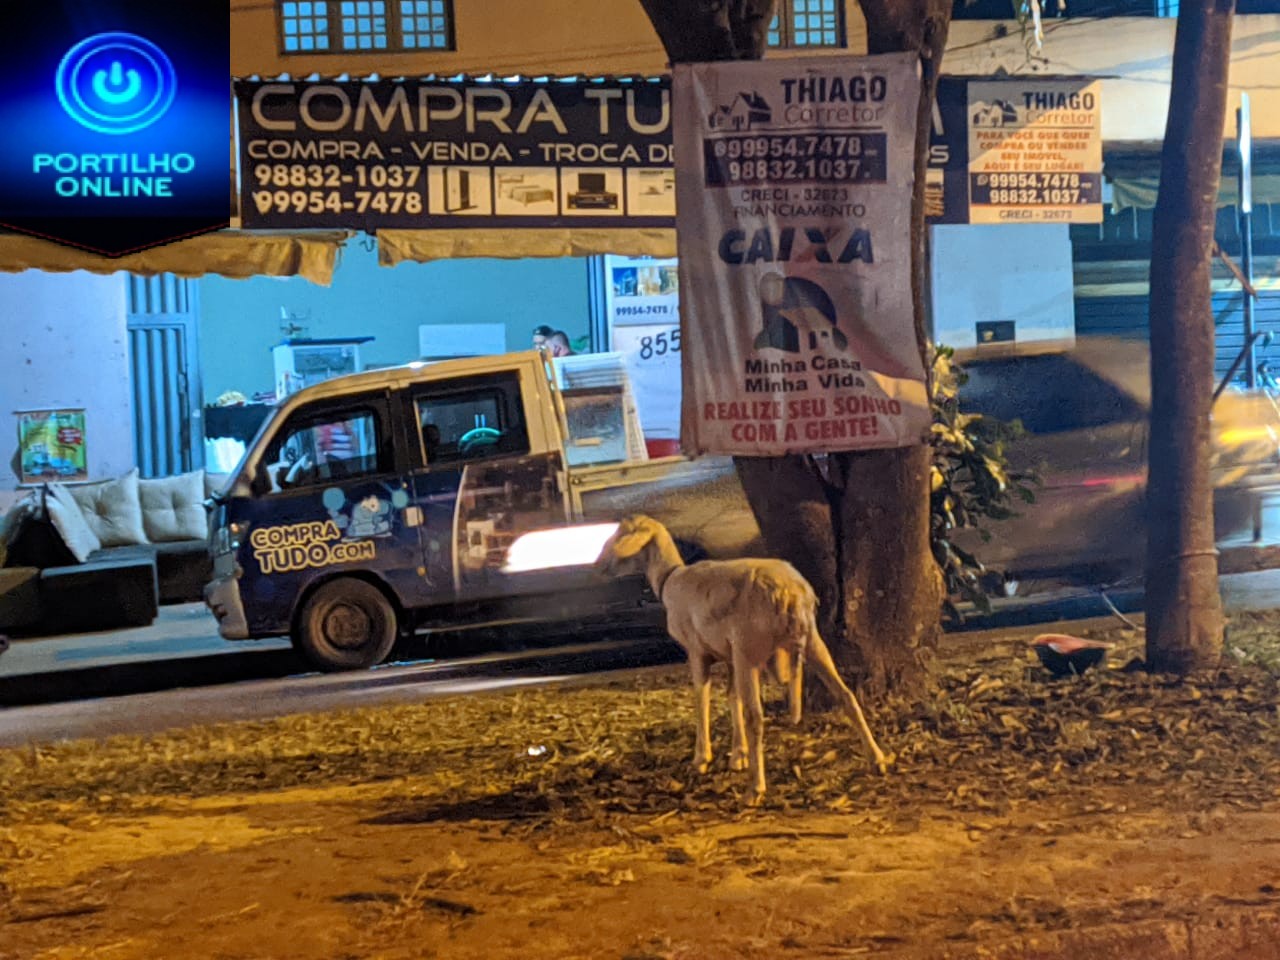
[235,78,673,231]
[672,53,930,457]
[966,78,1103,224]
[17,409,87,484]
[605,255,681,442]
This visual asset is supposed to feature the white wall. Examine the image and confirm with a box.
[946,16,1280,142]
[930,224,1076,352]
[0,270,132,509]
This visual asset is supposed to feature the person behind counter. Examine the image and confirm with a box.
[531,325,554,350]
[548,330,574,357]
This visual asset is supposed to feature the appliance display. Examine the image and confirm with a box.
[568,172,619,210]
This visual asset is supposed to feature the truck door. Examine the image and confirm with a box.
[235,391,429,635]
[404,369,574,601]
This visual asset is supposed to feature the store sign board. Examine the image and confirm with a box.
[673,54,930,457]
[605,255,681,441]
[925,77,969,225]
[966,78,1103,224]
[235,78,673,230]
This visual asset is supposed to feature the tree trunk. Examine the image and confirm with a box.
[1145,0,1233,673]
[640,0,950,699]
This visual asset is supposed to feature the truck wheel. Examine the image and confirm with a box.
[295,578,398,671]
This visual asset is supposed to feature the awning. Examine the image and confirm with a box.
[1106,140,1280,211]
[377,228,677,266]
[0,230,352,285]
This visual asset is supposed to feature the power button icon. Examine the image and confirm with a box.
[56,33,176,135]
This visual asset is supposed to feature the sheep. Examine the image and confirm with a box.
[597,515,891,803]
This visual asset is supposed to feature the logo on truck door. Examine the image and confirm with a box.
[250,521,377,574]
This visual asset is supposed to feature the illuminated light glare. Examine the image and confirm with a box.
[502,523,620,573]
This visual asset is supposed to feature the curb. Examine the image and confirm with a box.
[878,909,1280,960]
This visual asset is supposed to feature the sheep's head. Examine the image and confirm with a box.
[595,515,658,576]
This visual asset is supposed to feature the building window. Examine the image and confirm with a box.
[767,0,845,48]
[281,2,331,52]
[400,0,452,48]
[340,0,388,50]
[278,0,454,53]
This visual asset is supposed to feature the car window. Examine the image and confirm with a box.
[264,408,385,492]
[415,372,530,466]
[960,354,1144,434]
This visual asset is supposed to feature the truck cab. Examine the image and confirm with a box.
[206,350,652,670]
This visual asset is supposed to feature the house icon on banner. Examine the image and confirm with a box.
[709,92,772,131]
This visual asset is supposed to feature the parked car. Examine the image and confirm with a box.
[953,337,1280,587]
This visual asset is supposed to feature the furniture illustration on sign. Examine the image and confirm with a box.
[502,177,555,205]
[444,168,476,212]
[568,172,619,210]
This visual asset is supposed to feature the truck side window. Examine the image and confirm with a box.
[415,372,530,466]
[265,409,385,492]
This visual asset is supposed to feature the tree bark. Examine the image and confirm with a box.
[640,0,949,699]
[1144,0,1233,674]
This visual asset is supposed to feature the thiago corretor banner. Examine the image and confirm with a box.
[673,54,929,456]
[966,78,1103,224]
[236,78,672,230]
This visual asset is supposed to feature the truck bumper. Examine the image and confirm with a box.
[204,573,250,640]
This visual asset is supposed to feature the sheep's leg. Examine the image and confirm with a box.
[689,654,714,775]
[805,631,892,775]
[789,653,804,726]
[733,654,767,803]
[728,666,748,771]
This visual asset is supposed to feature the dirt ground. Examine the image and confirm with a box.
[3,614,1280,960]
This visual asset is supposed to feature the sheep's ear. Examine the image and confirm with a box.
[610,530,650,559]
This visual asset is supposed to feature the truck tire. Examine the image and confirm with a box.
[295,578,398,671]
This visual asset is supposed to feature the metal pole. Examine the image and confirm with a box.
[1239,93,1256,387]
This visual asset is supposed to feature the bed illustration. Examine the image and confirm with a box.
[504,182,555,205]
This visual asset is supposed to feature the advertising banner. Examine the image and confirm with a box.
[605,255,682,441]
[926,77,969,224]
[235,78,673,231]
[967,78,1103,224]
[17,409,88,484]
[0,1,230,256]
[673,54,929,457]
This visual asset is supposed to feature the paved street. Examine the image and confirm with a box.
[2,568,1280,748]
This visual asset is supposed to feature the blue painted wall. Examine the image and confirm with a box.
[198,241,590,404]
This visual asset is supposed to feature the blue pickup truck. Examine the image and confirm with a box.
[205,350,759,670]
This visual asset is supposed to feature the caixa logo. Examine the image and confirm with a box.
[56,33,177,135]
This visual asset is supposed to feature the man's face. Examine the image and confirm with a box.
[532,334,548,350]
[550,341,570,358]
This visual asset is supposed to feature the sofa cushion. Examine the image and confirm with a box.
[45,483,102,562]
[0,494,38,569]
[67,469,149,548]
[140,470,207,542]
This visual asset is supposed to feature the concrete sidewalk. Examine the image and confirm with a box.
[0,601,291,679]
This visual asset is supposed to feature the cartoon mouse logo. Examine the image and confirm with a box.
[322,486,410,539]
